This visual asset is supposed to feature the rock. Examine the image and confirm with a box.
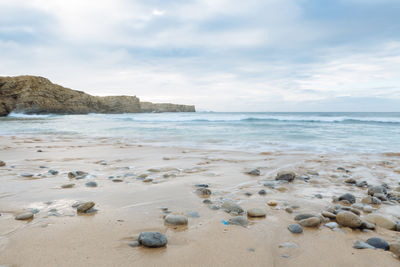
[324,222,339,229]
[294,214,316,221]
[48,169,58,175]
[0,160,5,167]
[202,199,212,204]
[0,75,194,117]
[195,184,209,188]
[336,211,362,228]
[353,240,376,249]
[288,224,303,234]
[389,242,400,257]
[368,185,387,196]
[276,171,296,182]
[68,171,88,179]
[138,232,167,248]
[363,205,374,213]
[360,221,376,230]
[356,181,368,188]
[247,208,267,217]
[345,178,357,184]
[349,208,361,216]
[366,237,389,250]
[246,169,261,176]
[361,196,381,205]
[76,201,95,213]
[364,214,396,230]
[338,193,356,204]
[285,207,293,214]
[244,192,252,196]
[186,211,200,218]
[143,178,153,183]
[61,183,75,188]
[279,243,298,248]
[373,193,387,201]
[314,194,323,199]
[258,189,267,195]
[321,211,336,219]
[299,217,321,228]
[85,181,98,187]
[15,212,34,220]
[112,178,124,182]
[210,204,219,210]
[20,173,34,177]
[165,214,188,226]
[267,201,277,206]
[222,200,244,214]
[195,188,212,197]
[129,241,140,248]
[228,216,249,227]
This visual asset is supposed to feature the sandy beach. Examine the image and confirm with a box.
[0,135,399,266]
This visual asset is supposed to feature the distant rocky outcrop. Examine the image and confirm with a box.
[0,75,195,116]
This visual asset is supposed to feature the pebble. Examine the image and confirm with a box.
[129,241,140,248]
[0,160,5,167]
[361,196,381,205]
[222,200,244,214]
[285,207,293,214]
[294,214,316,221]
[68,171,88,179]
[247,208,267,217]
[353,240,376,249]
[389,242,400,257]
[345,178,356,184]
[276,171,296,182]
[138,232,167,248]
[366,237,389,250]
[356,181,368,188]
[279,243,298,248]
[363,205,374,213]
[228,216,249,227]
[299,217,321,228]
[202,199,212,204]
[336,211,362,228]
[143,178,153,183]
[324,222,339,229]
[338,193,356,204]
[15,212,34,220]
[112,178,124,182]
[210,204,220,210]
[315,194,323,199]
[195,188,212,197]
[165,214,188,226]
[364,214,396,230]
[246,169,261,176]
[186,211,200,218]
[195,184,209,188]
[76,202,95,213]
[20,173,34,178]
[258,189,267,195]
[48,169,59,175]
[321,211,336,219]
[368,185,387,196]
[244,192,252,196]
[267,201,277,206]
[85,181,98,187]
[61,183,75,188]
[288,224,303,234]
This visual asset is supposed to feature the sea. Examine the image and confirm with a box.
[1,112,400,153]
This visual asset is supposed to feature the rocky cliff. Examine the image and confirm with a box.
[0,76,195,116]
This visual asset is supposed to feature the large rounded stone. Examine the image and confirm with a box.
[364,214,396,230]
[336,211,362,228]
[366,237,389,250]
[299,217,321,228]
[77,201,95,213]
[15,212,34,220]
[275,171,296,182]
[221,200,244,214]
[338,193,356,204]
[138,232,167,248]
[247,208,267,217]
[165,214,188,226]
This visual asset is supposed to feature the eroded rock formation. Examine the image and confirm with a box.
[0,76,195,116]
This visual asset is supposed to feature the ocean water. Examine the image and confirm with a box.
[1,112,400,153]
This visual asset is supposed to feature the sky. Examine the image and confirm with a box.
[1,0,400,111]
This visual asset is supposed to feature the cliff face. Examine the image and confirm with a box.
[0,75,195,116]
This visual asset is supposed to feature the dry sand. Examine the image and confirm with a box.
[0,135,400,266]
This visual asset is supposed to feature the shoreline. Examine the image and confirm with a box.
[0,135,400,266]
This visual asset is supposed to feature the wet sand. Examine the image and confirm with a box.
[0,135,400,266]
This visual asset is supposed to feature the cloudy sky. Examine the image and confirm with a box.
[1,0,400,111]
